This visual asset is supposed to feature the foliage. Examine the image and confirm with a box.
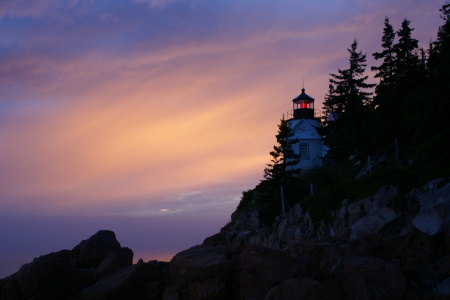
[322,39,375,161]
[394,19,420,78]
[323,39,375,115]
[264,117,301,182]
[372,18,396,83]
[238,177,310,225]
[246,117,304,223]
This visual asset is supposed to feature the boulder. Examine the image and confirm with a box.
[231,209,260,232]
[341,256,408,299]
[334,227,350,241]
[0,230,141,300]
[416,182,450,209]
[94,247,134,280]
[264,277,319,300]
[317,279,345,300]
[437,255,450,280]
[350,207,397,240]
[317,242,345,275]
[413,205,447,236]
[422,178,449,192]
[373,185,404,212]
[345,234,383,258]
[344,185,403,229]
[413,183,450,236]
[264,277,345,300]
[240,245,308,299]
[165,244,234,299]
[445,224,450,253]
[401,259,440,295]
[0,250,91,300]
[186,277,227,300]
[346,196,374,227]
[437,277,450,296]
[162,285,180,300]
[331,205,349,229]
[73,230,123,268]
[75,261,165,300]
[240,270,267,300]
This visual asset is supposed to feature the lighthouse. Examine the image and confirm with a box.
[287,88,324,171]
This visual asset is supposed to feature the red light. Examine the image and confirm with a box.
[301,102,307,109]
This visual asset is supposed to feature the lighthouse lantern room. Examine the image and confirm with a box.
[292,88,315,119]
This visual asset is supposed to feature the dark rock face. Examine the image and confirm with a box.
[73,230,124,268]
[0,250,90,300]
[240,245,309,299]
[341,256,407,300]
[163,245,234,300]
[0,230,168,300]
[75,261,166,300]
[165,178,450,300]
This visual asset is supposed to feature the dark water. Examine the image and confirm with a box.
[0,213,227,278]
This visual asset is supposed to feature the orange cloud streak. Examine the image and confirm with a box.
[0,0,443,215]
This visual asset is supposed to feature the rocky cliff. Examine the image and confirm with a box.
[165,178,450,299]
[1,178,449,300]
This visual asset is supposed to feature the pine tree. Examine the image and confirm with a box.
[322,83,338,119]
[324,39,375,115]
[322,40,375,161]
[369,18,401,156]
[371,17,396,110]
[429,2,450,78]
[394,19,420,78]
[264,117,300,182]
[369,19,424,158]
[422,1,450,167]
[372,17,396,82]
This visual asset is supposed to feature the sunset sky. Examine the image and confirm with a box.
[0,0,444,277]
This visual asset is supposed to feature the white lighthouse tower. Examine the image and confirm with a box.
[287,88,324,171]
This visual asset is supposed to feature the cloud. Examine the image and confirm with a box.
[0,46,281,213]
[133,0,181,8]
[0,0,57,18]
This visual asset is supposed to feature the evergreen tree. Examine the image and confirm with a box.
[371,17,396,109]
[394,19,424,152]
[369,18,401,157]
[394,19,420,78]
[372,17,396,84]
[264,117,300,182]
[423,1,450,167]
[371,18,420,109]
[324,39,375,114]
[368,18,424,159]
[322,40,375,161]
[429,2,450,78]
[322,83,338,120]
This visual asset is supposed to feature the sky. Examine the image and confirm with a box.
[0,0,445,277]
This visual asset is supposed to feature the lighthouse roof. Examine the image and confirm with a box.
[288,119,321,139]
[293,88,314,101]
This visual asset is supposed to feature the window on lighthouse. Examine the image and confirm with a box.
[299,143,309,158]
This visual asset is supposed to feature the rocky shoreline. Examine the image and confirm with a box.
[1,178,449,299]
